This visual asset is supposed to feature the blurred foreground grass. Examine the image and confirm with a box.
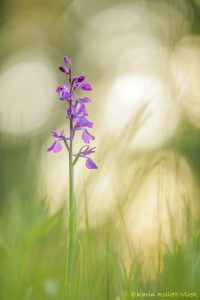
[0,193,199,300]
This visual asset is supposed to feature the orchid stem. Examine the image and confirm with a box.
[66,91,77,299]
[63,138,70,151]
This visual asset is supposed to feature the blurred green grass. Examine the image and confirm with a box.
[0,109,200,300]
[1,119,200,300]
[0,185,199,300]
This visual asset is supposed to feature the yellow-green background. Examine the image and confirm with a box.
[0,0,200,299]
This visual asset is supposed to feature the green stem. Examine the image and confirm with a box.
[69,117,74,210]
[63,137,69,151]
[66,82,77,299]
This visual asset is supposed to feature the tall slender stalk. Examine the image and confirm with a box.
[65,72,77,299]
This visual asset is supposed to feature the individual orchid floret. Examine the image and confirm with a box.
[73,146,97,169]
[73,75,85,83]
[82,129,95,144]
[72,103,88,119]
[60,91,72,101]
[56,83,72,101]
[59,56,72,80]
[66,103,88,120]
[79,82,93,91]
[47,128,69,153]
[80,146,97,169]
[74,117,93,129]
[56,83,69,94]
[59,66,69,74]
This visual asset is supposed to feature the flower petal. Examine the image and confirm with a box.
[82,146,96,156]
[81,129,95,144]
[52,128,59,138]
[60,91,72,101]
[54,141,62,153]
[47,141,57,152]
[74,117,93,129]
[76,75,85,82]
[77,97,92,103]
[79,82,92,91]
[59,66,68,73]
[86,157,98,169]
[56,83,69,95]
[71,103,88,118]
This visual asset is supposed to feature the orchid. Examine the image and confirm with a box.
[48,56,97,169]
[80,145,97,169]
[47,56,97,298]
[47,128,70,153]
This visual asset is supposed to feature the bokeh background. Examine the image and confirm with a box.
[0,0,200,299]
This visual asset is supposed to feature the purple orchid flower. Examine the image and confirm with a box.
[73,75,85,83]
[48,55,97,170]
[59,66,69,74]
[66,103,88,120]
[49,56,97,297]
[73,146,97,169]
[80,146,97,169]
[74,117,93,129]
[72,103,88,118]
[79,82,93,91]
[56,83,69,94]
[47,128,69,153]
[56,83,72,101]
[82,129,95,144]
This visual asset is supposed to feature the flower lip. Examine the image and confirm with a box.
[47,140,62,153]
[86,157,98,169]
[81,129,95,144]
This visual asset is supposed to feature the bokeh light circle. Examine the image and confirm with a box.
[0,53,57,134]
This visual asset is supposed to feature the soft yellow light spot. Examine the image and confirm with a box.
[105,74,179,150]
[0,54,56,134]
